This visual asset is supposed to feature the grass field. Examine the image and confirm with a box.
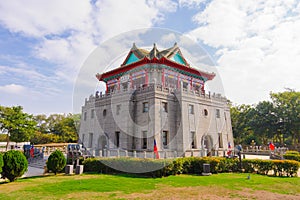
[0,173,300,200]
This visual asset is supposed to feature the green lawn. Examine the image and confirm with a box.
[0,173,299,199]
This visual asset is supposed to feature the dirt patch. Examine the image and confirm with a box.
[119,186,300,200]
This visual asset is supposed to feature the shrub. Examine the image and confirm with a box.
[257,160,274,175]
[218,157,240,172]
[170,158,184,175]
[272,160,300,177]
[83,157,172,177]
[47,150,66,175]
[283,151,300,162]
[82,156,300,178]
[283,160,300,177]
[1,150,28,182]
[0,153,3,173]
[285,151,299,155]
[241,159,256,173]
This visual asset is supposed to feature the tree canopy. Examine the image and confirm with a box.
[231,90,300,149]
[31,113,79,144]
[0,105,79,145]
[0,106,36,149]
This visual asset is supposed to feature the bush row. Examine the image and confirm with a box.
[283,151,300,162]
[83,156,300,177]
[83,157,172,177]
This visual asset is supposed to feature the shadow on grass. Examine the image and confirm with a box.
[0,175,47,184]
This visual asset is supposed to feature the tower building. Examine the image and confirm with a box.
[79,43,234,158]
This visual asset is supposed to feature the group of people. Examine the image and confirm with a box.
[226,143,242,158]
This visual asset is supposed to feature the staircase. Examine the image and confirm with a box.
[28,158,46,169]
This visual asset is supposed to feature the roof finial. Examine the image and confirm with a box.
[132,42,137,50]
[153,43,156,48]
[174,42,177,47]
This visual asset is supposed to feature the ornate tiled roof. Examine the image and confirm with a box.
[122,43,189,67]
[97,43,215,82]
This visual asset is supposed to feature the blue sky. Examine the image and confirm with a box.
[1,0,300,115]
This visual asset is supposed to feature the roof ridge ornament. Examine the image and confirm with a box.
[131,42,137,50]
[149,43,159,59]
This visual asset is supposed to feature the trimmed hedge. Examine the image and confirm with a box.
[83,156,300,177]
[47,150,66,175]
[283,151,300,162]
[1,150,28,182]
[83,157,172,177]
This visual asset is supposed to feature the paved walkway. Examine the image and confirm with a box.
[244,154,270,160]
[23,166,44,178]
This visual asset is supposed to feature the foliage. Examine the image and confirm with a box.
[83,157,171,177]
[283,151,300,162]
[1,150,28,182]
[0,152,3,173]
[0,134,7,142]
[270,90,300,146]
[30,131,60,144]
[231,90,300,148]
[285,150,300,155]
[82,157,300,178]
[0,106,37,149]
[31,113,79,144]
[230,104,254,145]
[46,150,66,175]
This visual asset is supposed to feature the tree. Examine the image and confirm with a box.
[270,90,300,146]
[30,131,60,144]
[0,106,37,150]
[31,113,79,144]
[34,114,49,133]
[47,150,66,175]
[249,101,279,145]
[50,114,78,143]
[0,153,3,174]
[230,90,300,149]
[230,104,254,145]
[1,150,28,182]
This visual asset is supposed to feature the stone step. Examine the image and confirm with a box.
[28,159,46,169]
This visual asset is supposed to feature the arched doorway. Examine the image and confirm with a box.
[202,135,213,156]
[98,135,107,156]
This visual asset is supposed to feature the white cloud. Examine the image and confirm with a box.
[0,64,63,97]
[0,0,180,114]
[4,0,179,84]
[93,0,177,40]
[147,0,177,12]
[0,65,47,81]
[179,0,206,9]
[190,0,246,48]
[0,0,92,37]
[160,33,177,43]
[0,84,26,94]
[188,0,300,104]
